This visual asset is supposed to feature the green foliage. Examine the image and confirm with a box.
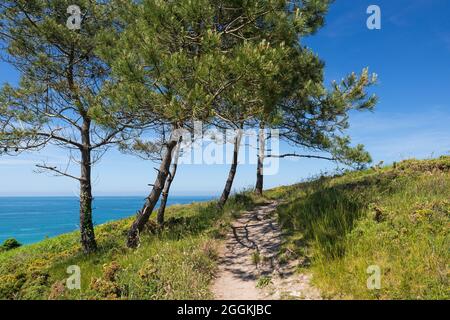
[251,251,261,266]
[1,238,22,251]
[0,194,259,300]
[267,156,450,299]
[98,0,339,142]
[0,0,125,150]
[329,136,372,168]
[275,66,377,168]
[256,275,272,288]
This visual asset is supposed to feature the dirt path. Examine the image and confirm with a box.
[211,201,321,300]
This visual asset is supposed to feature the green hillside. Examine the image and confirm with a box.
[0,156,448,300]
[266,156,449,299]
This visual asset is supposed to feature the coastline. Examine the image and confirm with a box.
[0,195,216,245]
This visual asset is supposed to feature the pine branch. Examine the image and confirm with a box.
[35,164,81,181]
[267,153,336,161]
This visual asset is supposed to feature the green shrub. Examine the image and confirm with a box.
[1,238,22,251]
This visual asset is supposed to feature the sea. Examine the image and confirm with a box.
[0,196,215,245]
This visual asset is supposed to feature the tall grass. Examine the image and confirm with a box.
[0,193,259,300]
[1,158,448,300]
[267,157,450,299]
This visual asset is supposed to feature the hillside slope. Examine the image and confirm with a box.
[0,197,263,300]
[266,156,449,299]
[0,157,448,300]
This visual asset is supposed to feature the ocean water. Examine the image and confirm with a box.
[0,196,214,245]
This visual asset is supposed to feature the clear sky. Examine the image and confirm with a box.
[0,0,449,196]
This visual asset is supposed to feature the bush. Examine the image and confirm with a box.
[1,238,22,251]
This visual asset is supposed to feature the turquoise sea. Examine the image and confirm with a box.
[0,196,214,245]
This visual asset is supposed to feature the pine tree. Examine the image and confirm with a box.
[0,0,137,253]
[101,0,243,247]
[214,40,293,208]
[255,64,377,195]
[103,0,321,245]
[251,2,378,195]
[212,0,337,203]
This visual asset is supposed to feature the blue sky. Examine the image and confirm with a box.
[0,0,449,196]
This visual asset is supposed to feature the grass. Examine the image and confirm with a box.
[265,156,450,300]
[251,251,261,267]
[0,193,261,300]
[256,276,272,289]
[0,157,448,300]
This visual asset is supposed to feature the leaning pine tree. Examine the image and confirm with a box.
[102,0,303,246]
[100,0,238,248]
[250,1,378,195]
[214,41,292,208]
[254,62,378,195]
[212,0,340,205]
[0,1,137,253]
[116,125,185,226]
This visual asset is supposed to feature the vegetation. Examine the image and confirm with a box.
[0,238,22,252]
[0,0,445,302]
[0,0,140,253]
[0,157,447,300]
[266,156,450,300]
[256,276,272,289]
[0,193,262,300]
[0,0,376,252]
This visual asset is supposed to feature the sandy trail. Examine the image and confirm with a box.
[211,201,321,300]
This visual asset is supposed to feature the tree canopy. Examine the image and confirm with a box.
[0,0,141,252]
[0,0,378,252]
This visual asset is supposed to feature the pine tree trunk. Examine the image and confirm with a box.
[79,119,97,253]
[157,140,181,226]
[218,129,243,209]
[255,124,265,195]
[127,139,178,248]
